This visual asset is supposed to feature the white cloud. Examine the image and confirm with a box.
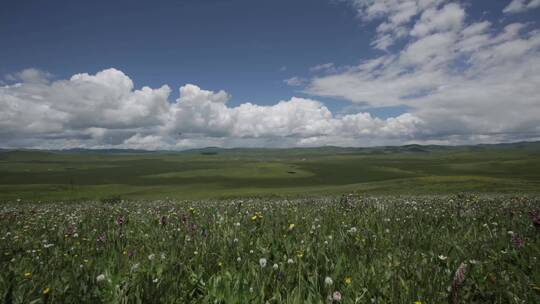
[503,0,540,14]
[0,69,423,149]
[284,76,306,86]
[343,0,447,49]
[306,2,540,142]
[409,3,465,37]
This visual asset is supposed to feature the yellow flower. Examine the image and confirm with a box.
[43,287,50,295]
[414,301,422,304]
[296,250,304,258]
[289,223,295,230]
[344,277,352,285]
[123,250,127,255]
[251,215,258,221]
[218,262,223,267]
[24,272,32,278]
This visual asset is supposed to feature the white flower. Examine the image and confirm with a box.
[237,257,242,262]
[287,258,294,264]
[324,276,333,286]
[348,227,357,234]
[233,238,239,243]
[148,254,155,260]
[96,274,106,282]
[235,222,240,227]
[438,255,447,261]
[259,258,267,268]
[131,263,140,272]
[153,278,159,283]
[272,263,279,270]
[43,243,54,248]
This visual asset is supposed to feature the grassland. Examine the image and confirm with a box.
[1,195,540,303]
[1,142,540,201]
[2,143,540,303]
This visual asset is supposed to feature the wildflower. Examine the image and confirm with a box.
[332,291,342,301]
[251,215,258,221]
[24,272,32,278]
[96,235,105,243]
[451,262,467,304]
[348,227,357,234]
[296,250,304,258]
[235,222,240,227]
[148,253,155,260]
[511,234,524,248]
[289,223,295,230]
[325,276,334,286]
[128,250,134,258]
[237,257,242,262]
[116,215,125,226]
[131,263,140,272]
[414,301,422,304]
[438,255,448,261]
[153,278,159,283]
[259,258,267,268]
[344,277,352,285]
[160,216,168,226]
[273,263,279,270]
[96,274,106,282]
[287,258,294,264]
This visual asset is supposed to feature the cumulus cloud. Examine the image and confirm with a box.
[305,1,540,142]
[0,69,423,149]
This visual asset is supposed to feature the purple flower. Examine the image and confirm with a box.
[160,215,168,226]
[511,234,524,248]
[128,250,134,258]
[116,215,125,226]
[96,235,106,243]
[533,218,540,231]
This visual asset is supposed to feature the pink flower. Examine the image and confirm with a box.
[332,291,342,302]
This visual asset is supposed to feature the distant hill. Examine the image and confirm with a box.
[1,140,539,156]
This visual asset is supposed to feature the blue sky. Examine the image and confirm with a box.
[1,0,540,149]
[2,0,369,109]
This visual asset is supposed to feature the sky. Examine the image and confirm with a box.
[1,0,539,149]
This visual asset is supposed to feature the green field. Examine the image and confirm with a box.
[1,142,540,201]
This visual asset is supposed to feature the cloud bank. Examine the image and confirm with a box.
[0,69,422,149]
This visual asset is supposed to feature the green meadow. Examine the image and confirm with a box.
[1,142,540,202]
